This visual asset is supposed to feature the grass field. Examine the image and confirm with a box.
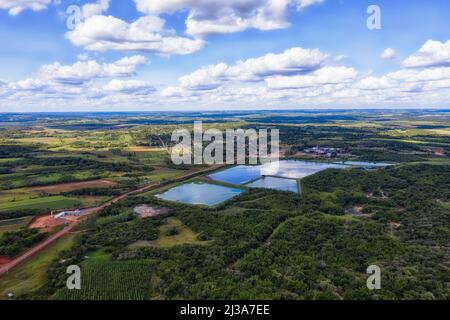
[0,233,76,299]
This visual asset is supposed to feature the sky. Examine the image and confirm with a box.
[0,0,450,112]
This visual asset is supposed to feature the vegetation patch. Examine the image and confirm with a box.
[143,217,208,249]
[53,260,152,300]
[0,234,76,300]
[0,196,82,214]
[0,216,33,234]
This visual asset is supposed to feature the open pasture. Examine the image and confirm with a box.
[32,179,117,193]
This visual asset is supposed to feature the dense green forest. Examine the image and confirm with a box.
[47,163,449,300]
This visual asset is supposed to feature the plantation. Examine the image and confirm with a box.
[53,260,153,300]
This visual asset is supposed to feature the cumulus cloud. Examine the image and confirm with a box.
[0,0,52,16]
[3,40,450,111]
[134,0,325,37]
[39,55,147,85]
[381,48,397,60]
[179,47,328,90]
[66,15,205,56]
[266,66,358,89]
[402,40,450,68]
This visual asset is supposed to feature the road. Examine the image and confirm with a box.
[0,165,225,278]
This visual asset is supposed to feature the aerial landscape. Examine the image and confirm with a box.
[0,0,449,306]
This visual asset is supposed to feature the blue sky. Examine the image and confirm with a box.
[0,0,450,111]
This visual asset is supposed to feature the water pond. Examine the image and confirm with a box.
[156,182,243,206]
[209,160,349,184]
[246,176,299,193]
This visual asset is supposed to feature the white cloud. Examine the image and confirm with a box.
[402,40,450,68]
[39,55,147,85]
[266,66,358,89]
[66,15,204,56]
[381,48,397,60]
[134,0,324,37]
[3,40,450,111]
[0,0,52,16]
[179,47,328,90]
[77,53,90,61]
[103,79,155,94]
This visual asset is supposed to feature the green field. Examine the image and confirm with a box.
[129,217,209,249]
[0,111,449,300]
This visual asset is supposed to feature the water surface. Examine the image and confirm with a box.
[208,165,263,185]
[246,176,299,193]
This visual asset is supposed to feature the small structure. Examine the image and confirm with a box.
[7,292,14,300]
[303,146,349,158]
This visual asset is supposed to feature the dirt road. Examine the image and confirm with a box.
[0,165,225,278]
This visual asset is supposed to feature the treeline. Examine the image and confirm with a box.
[0,228,47,257]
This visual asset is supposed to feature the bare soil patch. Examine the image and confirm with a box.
[28,215,68,232]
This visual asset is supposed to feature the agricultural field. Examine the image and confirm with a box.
[53,260,153,300]
[0,110,449,300]
[0,234,76,299]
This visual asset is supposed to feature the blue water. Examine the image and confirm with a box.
[156,182,243,206]
[208,165,263,185]
[259,160,349,179]
[247,176,299,193]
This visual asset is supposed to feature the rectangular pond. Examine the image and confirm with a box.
[209,160,349,185]
[246,176,299,193]
[156,182,243,206]
[260,160,349,179]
